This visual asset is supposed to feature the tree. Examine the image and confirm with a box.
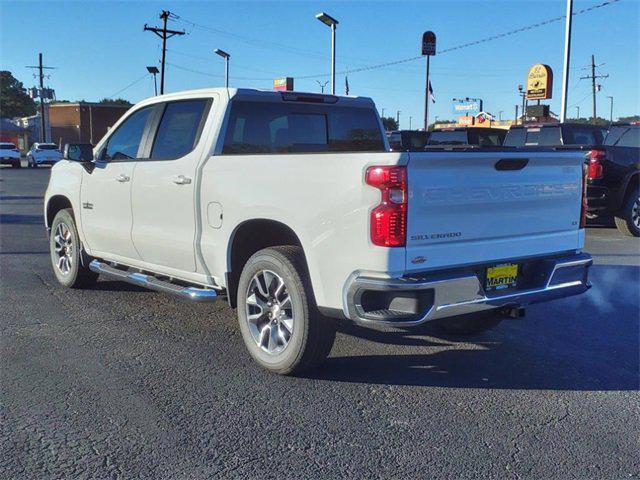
[0,71,36,118]
[99,98,132,106]
[381,116,398,131]
[618,115,640,123]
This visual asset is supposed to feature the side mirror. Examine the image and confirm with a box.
[63,143,94,162]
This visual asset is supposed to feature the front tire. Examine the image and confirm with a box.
[12,160,21,168]
[49,208,98,288]
[236,246,335,375]
[614,187,640,237]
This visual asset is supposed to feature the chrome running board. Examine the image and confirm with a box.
[89,260,218,303]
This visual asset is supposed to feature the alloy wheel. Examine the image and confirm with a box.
[632,197,640,229]
[245,269,294,355]
[53,222,74,275]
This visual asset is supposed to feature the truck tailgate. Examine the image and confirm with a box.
[405,150,585,273]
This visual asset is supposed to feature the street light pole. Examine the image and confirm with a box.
[316,80,329,93]
[214,49,230,88]
[316,12,339,95]
[409,116,412,130]
[396,110,401,129]
[498,111,503,121]
[146,66,159,96]
[576,106,580,119]
[607,96,614,124]
[560,0,573,123]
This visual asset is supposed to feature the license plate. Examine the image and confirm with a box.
[485,263,518,291]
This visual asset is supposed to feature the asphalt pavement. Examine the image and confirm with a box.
[1,163,638,479]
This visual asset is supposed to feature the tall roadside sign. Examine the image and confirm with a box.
[421,31,436,131]
[526,64,553,100]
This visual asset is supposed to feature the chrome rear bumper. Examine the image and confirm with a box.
[344,253,592,327]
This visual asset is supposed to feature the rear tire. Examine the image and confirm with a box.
[236,246,336,375]
[433,310,503,335]
[49,208,98,288]
[614,187,640,237]
[12,161,21,168]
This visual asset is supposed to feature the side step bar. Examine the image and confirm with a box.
[89,260,218,303]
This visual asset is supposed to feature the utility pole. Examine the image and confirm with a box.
[580,54,608,124]
[607,96,614,124]
[515,105,519,124]
[144,11,185,95]
[498,111,503,121]
[316,80,329,93]
[26,53,55,143]
[560,0,573,123]
[396,110,401,129]
[409,116,413,130]
[576,106,580,119]
[381,108,385,118]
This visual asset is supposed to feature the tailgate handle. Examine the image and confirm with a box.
[495,158,529,171]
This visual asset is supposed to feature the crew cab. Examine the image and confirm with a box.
[44,88,592,374]
[27,142,62,167]
[0,142,21,168]
[586,123,640,236]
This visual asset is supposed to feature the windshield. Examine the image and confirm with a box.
[37,144,60,150]
[0,143,16,150]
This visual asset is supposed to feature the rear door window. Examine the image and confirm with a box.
[150,99,209,159]
[223,101,384,154]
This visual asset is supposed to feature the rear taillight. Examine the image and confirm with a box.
[587,149,605,180]
[365,165,407,247]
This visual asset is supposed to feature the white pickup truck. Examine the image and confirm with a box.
[45,88,592,374]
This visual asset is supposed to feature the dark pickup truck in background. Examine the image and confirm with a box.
[386,130,429,151]
[504,123,607,148]
[586,123,640,236]
[426,127,506,147]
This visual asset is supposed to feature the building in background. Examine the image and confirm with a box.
[0,118,31,151]
[15,111,51,146]
[48,102,131,147]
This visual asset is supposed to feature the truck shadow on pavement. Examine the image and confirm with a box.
[305,265,639,392]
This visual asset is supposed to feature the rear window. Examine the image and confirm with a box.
[427,130,467,145]
[0,143,16,150]
[617,127,640,148]
[504,128,526,147]
[562,126,604,146]
[605,126,630,146]
[38,144,59,150]
[468,130,505,146]
[222,101,384,154]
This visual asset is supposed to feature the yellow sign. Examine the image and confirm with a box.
[526,64,553,100]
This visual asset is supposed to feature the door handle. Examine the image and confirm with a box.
[115,174,130,183]
[173,175,192,185]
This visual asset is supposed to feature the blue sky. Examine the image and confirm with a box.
[1,0,638,128]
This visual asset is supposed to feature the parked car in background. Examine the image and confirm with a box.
[386,130,429,151]
[586,123,640,236]
[0,142,22,168]
[27,143,62,168]
[504,123,608,148]
[45,88,592,375]
[426,127,506,147]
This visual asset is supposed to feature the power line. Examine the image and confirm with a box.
[108,73,149,98]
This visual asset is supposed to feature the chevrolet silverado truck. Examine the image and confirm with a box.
[44,88,592,374]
